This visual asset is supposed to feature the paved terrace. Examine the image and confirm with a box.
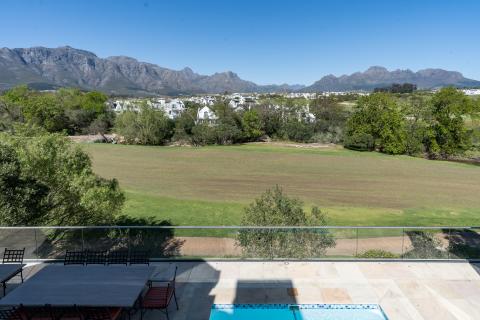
[12,261,480,320]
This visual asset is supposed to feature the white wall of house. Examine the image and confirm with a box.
[196,106,218,124]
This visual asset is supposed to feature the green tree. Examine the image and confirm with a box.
[191,123,217,146]
[172,106,197,142]
[114,103,173,145]
[236,186,335,259]
[0,86,114,135]
[257,104,283,138]
[345,93,407,154]
[0,143,50,225]
[241,109,263,141]
[0,130,124,226]
[424,87,478,158]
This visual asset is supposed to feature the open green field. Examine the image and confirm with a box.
[83,143,480,227]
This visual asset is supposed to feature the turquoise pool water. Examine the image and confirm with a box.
[209,304,388,320]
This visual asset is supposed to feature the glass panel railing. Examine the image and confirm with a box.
[36,228,84,260]
[443,227,480,260]
[356,228,404,259]
[324,228,356,259]
[402,228,449,259]
[0,226,478,261]
[82,227,129,253]
[0,228,36,260]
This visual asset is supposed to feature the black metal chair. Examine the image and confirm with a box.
[52,306,82,320]
[107,250,129,265]
[64,250,85,265]
[141,266,179,320]
[2,248,25,264]
[0,307,23,320]
[85,250,107,265]
[80,307,122,320]
[22,305,54,320]
[130,250,150,265]
[2,248,25,294]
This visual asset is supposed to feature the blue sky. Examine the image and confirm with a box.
[1,0,479,85]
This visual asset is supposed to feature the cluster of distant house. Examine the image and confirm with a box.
[108,91,369,125]
[460,89,480,96]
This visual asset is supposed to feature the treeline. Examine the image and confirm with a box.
[0,85,113,134]
[374,83,417,94]
[345,88,480,159]
[2,85,478,160]
[115,97,350,146]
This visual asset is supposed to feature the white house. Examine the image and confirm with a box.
[111,99,141,112]
[196,106,218,124]
[162,99,185,119]
[298,105,316,123]
[461,89,480,96]
[228,94,257,111]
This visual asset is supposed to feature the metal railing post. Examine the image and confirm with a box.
[81,228,85,251]
[34,228,39,260]
[447,228,451,260]
[127,227,131,256]
[355,228,359,257]
[401,228,405,259]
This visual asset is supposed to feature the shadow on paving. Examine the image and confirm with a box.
[152,261,220,320]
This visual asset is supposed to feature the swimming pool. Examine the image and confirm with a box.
[209,304,389,320]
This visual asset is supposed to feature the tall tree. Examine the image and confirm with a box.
[114,103,174,145]
[0,130,124,226]
[424,87,478,158]
[345,93,407,154]
[237,186,335,259]
[241,109,263,141]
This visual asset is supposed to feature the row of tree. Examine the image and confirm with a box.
[373,83,417,94]
[0,86,113,135]
[114,97,349,146]
[2,85,478,159]
[345,88,480,158]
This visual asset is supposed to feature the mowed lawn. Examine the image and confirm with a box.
[84,143,480,227]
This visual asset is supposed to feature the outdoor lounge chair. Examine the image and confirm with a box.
[80,307,122,320]
[0,307,23,320]
[140,266,178,320]
[63,251,85,265]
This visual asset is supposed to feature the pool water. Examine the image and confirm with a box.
[209,304,388,320]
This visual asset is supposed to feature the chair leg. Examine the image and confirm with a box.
[20,270,24,283]
[166,308,169,320]
[173,290,179,310]
[2,282,5,296]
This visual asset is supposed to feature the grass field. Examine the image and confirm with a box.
[83,143,480,227]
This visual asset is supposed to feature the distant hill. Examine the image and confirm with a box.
[301,66,480,92]
[0,46,301,95]
[0,46,478,95]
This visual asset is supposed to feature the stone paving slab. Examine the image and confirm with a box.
[6,261,480,320]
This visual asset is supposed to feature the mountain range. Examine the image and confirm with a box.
[1,46,479,95]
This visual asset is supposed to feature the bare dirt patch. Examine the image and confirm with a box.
[176,236,413,257]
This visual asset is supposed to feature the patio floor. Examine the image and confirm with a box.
[12,261,480,320]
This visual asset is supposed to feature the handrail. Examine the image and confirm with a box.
[0,225,478,230]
